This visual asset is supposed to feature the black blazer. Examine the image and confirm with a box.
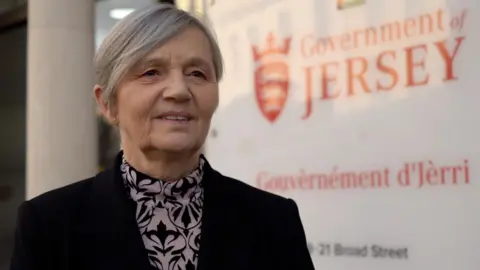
[10,155,315,270]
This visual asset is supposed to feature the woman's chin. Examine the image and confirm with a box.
[151,138,197,153]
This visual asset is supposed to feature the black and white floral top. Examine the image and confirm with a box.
[120,155,205,270]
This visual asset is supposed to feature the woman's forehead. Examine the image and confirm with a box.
[138,28,214,67]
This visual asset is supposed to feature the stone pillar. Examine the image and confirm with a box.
[26,0,98,199]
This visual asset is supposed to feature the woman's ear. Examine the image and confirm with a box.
[94,85,117,124]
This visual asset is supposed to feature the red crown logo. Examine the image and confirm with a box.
[251,31,292,123]
[252,32,292,62]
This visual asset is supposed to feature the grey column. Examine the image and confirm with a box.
[26,0,98,199]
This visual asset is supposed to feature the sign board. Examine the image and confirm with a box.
[206,0,479,269]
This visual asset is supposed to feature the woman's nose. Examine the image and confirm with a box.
[162,72,191,102]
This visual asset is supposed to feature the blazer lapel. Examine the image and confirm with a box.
[197,162,255,270]
[85,166,153,270]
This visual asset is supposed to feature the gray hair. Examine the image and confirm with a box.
[94,4,224,107]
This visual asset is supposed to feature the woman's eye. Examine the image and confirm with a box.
[190,70,206,79]
[142,69,160,77]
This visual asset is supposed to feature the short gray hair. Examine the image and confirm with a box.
[94,4,224,107]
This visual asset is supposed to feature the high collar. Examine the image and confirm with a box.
[120,152,205,204]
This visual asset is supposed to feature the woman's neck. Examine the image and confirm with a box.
[122,146,200,182]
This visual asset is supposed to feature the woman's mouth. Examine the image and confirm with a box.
[160,115,190,121]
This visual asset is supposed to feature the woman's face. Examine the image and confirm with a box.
[103,27,219,156]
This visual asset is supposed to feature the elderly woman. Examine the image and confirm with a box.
[10,4,314,270]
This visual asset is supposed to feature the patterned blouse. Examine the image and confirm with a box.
[120,155,205,270]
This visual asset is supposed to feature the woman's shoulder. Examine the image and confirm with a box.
[214,172,305,235]
[23,170,109,221]
[28,176,94,207]
[213,171,295,213]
